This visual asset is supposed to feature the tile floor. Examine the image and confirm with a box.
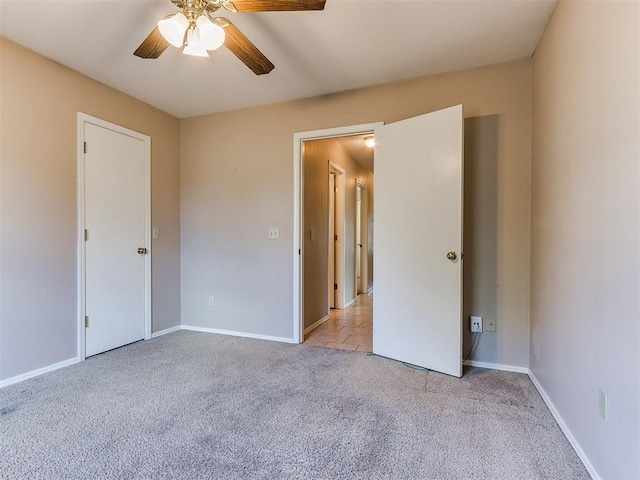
[304,293,373,352]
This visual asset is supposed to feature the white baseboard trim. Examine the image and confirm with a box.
[0,356,80,389]
[528,371,600,480]
[344,297,357,308]
[463,359,529,374]
[304,315,330,335]
[181,325,297,344]
[151,325,181,338]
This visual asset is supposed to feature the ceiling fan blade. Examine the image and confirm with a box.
[214,17,275,75]
[230,0,325,12]
[133,26,170,59]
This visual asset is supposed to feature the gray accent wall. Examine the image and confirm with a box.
[530,1,640,478]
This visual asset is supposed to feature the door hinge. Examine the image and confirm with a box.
[83,141,87,154]
[85,316,89,328]
[334,234,338,241]
[84,229,88,241]
[298,249,301,255]
[334,283,338,290]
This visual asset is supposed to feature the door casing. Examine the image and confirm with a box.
[328,162,346,311]
[293,122,383,343]
[355,181,368,295]
[76,113,152,361]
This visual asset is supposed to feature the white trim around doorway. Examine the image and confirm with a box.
[76,113,152,361]
[355,180,369,297]
[293,122,383,344]
[329,162,346,311]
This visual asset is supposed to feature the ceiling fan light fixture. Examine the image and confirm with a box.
[158,12,189,48]
[183,28,209,57]
[364,135,375,148]
[196,15,226,50]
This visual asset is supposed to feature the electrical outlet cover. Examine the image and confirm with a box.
[486,317,496,331]
[598,389,609,422]
[470,316,483,333]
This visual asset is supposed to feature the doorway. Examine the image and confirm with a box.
[294,106,464,377]
[77,113,151,359]
[295,123,380,349]
[304,156,373,351]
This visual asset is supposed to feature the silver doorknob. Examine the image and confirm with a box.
[446,251,457,261]
[137,247,148,255]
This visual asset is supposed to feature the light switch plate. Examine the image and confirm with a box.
[152,227,159,240]
[268,227,279,239]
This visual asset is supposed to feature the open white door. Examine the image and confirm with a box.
[373,104,463,377]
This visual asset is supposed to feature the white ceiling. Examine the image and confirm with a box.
[0,0,556,119]
[336,135,374,172]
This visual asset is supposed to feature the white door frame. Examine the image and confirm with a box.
[293,122,383,343]
[328,162,346,311]
[355,180,368,296]
[76,113,152,361]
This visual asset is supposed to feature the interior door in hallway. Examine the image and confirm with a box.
[356,182,368,295]
[373,105,464,377]
[83,121,149,357]
[328,171,336,309]
[356,185,362,293]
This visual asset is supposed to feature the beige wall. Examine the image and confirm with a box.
[181,60,532,367]
[303,140,331,328]
[0,38,181,380]
[531,1,640,478]
[303,138,373,330]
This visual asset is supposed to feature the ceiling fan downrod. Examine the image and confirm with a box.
[170,0,237,18]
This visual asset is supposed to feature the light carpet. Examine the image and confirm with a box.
[0,330,589,479]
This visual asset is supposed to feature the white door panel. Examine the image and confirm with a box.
[373,105,463,377]
[84,122,147,357]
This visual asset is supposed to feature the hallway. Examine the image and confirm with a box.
[304,293,373,352]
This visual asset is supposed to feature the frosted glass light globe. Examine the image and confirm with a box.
[158,12,189,48]
[196,15,225,50]
[183,28,209,57]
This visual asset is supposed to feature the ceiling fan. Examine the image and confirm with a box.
[134,0,326,75]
